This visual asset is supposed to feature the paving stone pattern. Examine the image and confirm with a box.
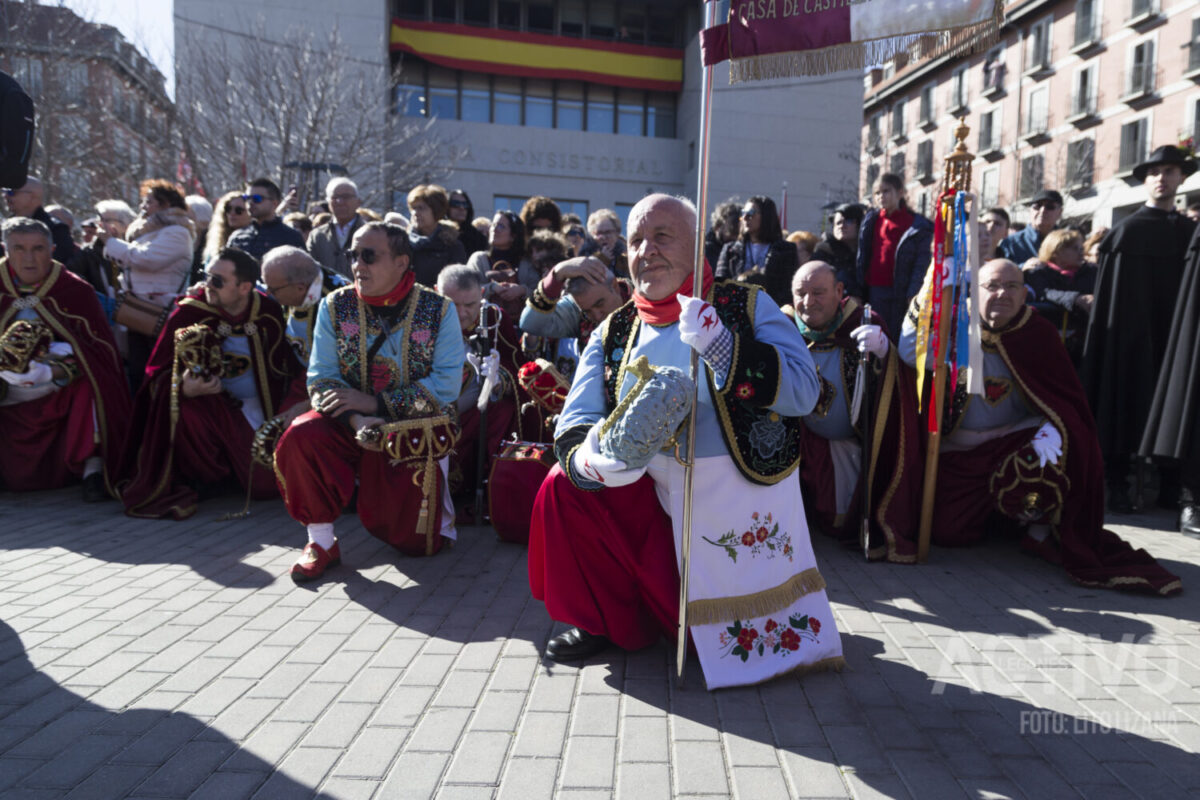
[1,488,1198,798]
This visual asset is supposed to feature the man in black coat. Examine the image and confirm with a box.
[1141,223,1200,535]
[0,69,34,191]
[1081,145,1196,513]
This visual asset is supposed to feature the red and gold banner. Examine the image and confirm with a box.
[390,20,683,92]
[700,0,1001,81]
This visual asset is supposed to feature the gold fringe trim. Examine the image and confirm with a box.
[732,655,848,689]
[728,10,1001,82]
[687,567,826,626]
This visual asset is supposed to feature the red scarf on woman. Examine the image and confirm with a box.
[358,270,415,307]
[632,261,715,325]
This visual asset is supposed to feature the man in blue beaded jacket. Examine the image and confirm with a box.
[527,194,844,689]
[274,222,463,583]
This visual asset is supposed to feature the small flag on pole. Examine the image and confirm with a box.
[700,0,1002,81]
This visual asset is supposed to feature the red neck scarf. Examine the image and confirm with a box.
[358,270,415,307]
[632,261,715,325]
[1043,260,1078,279]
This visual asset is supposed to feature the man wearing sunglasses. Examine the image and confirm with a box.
[118,247,305,519]
[224,177,304,260]
[275,222,464,582]
[307,177,362,280]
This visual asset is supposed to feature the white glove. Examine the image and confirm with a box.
[466,351,499,379]
[678,295,726,354]
[0,361,53,386]
[850,324,888,359]
[571,425,645,488]
[47,342,74,358]
[1030,422,1063,468]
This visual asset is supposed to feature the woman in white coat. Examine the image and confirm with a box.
[96,179,195,388]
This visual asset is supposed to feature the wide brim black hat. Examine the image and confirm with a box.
[1132,145,1198,182]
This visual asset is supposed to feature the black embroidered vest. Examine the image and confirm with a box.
[600,281,803,485]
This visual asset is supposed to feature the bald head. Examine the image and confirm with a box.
[6,175,43,218]
[626,194,699,302]
[791,260,844,332]
[978,258,1025,329]
[262,246,321,307]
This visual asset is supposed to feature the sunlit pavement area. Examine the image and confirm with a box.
[1,487,1198,799]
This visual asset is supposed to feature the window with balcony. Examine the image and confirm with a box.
[919,84,935,126]
[982,48,1005,96]
[916,140,934,180]
[867,113,883,153]
[1129,0,1157,22]
[981,167,1000,208]
[1020,153,1045,199]
[527,0,555,34]
[561,0,585,36]
[949,67,968,114]
[1189,19,1200,74]
[1026,18,1052,73]
[9,57,43,97]
[463,0,490,25]
[891,99,907,141]
[979,108,1001,153]
[1066,138,1095,190]
[890,152,906,182]
[1071,64,1098,118]
[1125,40,1155,98]
[865,162,881,195]
[1025,86,1049,137]
[1119,117,1149,172]
[1074,0,1099,46]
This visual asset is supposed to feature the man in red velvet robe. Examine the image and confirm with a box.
[0,217,130,500]
[117,247,304,519]
[436,265,539,519]
[785,261,921,562]
[899,259,1181,595]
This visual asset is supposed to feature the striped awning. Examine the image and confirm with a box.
[390,20,684,92]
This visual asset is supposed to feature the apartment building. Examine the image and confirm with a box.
[861,0,1200,229]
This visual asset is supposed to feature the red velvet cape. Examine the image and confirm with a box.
[0,260,131,494]
[979,307,1180,594]
[116,289,304,519]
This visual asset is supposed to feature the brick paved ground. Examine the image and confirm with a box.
[1,487,1198,799]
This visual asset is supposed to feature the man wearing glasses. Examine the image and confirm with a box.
[997,189,1062,264]
[261,245,347,364]
[118,247,304,519]
[307,177,363,280]
[274,222,464,581]
[897,259,1181,595]
[225,177,304,260]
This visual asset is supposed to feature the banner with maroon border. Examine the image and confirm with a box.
[700,0,1002,81]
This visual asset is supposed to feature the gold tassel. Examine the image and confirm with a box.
[687,567,827,627]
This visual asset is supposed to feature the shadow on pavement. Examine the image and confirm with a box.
[0,618,332,799]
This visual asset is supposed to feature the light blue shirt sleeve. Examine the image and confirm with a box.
[418,301,466,408]
[307,296,349,391]
[898,315,923,369]
[751,291,821,418]
[554,327,607,436]
[519,295,582,339]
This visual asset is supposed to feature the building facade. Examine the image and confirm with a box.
[1,1,173,214]
[392,0,864,231]
[862,0,1200,230]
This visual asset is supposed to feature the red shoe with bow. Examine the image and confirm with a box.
[291,541,341,583]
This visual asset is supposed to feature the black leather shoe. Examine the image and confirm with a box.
[1181,505,1200,537]
[545,627,610,662]
[81,473,108,503]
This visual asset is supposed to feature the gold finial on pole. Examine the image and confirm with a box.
[942,116,974,194]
